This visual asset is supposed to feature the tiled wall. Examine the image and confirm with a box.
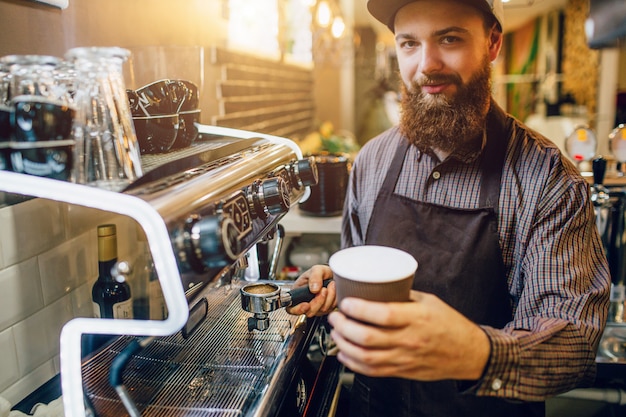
[0,196,142,406]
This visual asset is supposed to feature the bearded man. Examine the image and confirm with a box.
[287,1,610,416]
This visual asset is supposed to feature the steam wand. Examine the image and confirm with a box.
[109,336,156,417]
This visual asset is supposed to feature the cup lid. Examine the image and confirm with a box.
[329,245,418,283]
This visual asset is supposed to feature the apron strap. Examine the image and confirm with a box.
[479,103,512,213]
[380,136,410,195]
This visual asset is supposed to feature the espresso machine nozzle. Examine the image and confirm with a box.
[241,280,332,331]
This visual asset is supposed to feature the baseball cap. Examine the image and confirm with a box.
[367,0,504,32]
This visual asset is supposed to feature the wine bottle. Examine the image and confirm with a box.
[92,224,133,319]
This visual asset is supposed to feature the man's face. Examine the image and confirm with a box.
[393,0,502,152]
[394,0,500,100]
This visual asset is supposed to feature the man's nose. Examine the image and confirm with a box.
[417,44,444,75]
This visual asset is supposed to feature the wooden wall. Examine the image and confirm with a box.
[0,0,333,140]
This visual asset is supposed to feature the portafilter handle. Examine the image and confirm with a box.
[281,279,333,307]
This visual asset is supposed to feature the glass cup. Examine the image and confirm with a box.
[123,45,204,93]
[0,60,10,105]
[0,55,77,180]
[66,47,143,191]
[8,96,76,181]
[0,54,73,105]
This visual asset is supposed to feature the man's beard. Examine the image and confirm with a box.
[399,56,493,155]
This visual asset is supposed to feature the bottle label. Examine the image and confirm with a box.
[92,298,134,319]
[149,280,167,320]
[113,298,134,319]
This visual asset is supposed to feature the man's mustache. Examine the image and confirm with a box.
[412,74,462,89]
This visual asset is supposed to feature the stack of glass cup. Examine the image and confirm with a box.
[0,47,144,192]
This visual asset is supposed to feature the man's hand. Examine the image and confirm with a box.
[327,291,491,381]
[285,265,337,317]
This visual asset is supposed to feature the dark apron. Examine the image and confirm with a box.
[350,106,545,417]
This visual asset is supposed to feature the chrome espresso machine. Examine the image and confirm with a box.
[589,156,626,374]
[0,125,345,417]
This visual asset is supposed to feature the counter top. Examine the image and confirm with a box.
[280,206,342,235]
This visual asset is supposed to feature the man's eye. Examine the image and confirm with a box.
[400,40,417,48]
[442,36,460,44]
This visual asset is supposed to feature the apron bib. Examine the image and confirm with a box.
[350,106,544,417]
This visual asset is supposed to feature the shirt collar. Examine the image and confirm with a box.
[414,128,486,164]
[449,129,487,163]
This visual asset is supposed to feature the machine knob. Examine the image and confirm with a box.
[248,177,291,218]
[261,177,291,214]
[290,157,319,189]
[187,214,241,270]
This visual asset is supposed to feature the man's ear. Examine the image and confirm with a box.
[488,27,503,61]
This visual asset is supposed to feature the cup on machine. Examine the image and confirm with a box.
[128,79,200,153]
[66,46,143,191]
[0,54,77,180]
[0,54,72,104]
[132,113,180,154]
[170,79,200,149]
[123,45,203,153]
[8,95,75,181]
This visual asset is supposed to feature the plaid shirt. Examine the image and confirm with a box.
[342,101,611,401]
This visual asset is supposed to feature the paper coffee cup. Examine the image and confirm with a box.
[329,245,418,303]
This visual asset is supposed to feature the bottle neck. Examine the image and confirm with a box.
[98,258,117,281]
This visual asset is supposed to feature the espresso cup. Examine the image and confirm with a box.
[9,140,74,181]
[328,245,418,304]
[170,109,200,149]
[0,104,12,141]
[133,79,177,116]
[12,95,75,142]
[132,113,179,154]
[177,80,199,112]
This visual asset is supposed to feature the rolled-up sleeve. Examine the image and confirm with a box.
[475,173,610,400]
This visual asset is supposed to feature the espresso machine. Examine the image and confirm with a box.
[590,157,626,323]
[0,124,350,417]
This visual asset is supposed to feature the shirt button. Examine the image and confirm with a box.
[491,378,503,391]
[432,171,441,180]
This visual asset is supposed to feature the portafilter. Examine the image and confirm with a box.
[241,280,332,331]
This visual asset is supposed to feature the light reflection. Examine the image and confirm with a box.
[316,0,332,28]
[331,16,345,39]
